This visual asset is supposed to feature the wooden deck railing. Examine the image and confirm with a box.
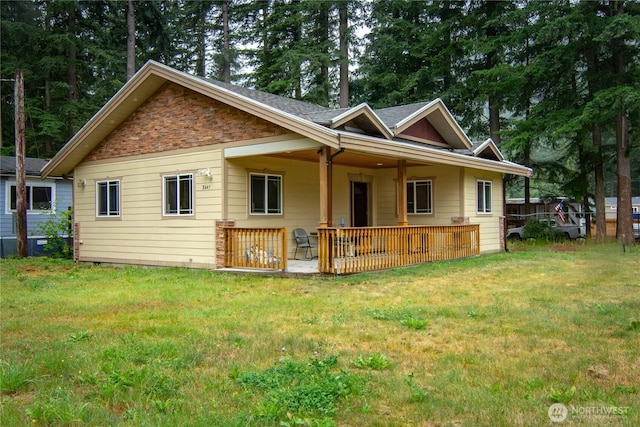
[224,227,287,270]
[316,225,479,274]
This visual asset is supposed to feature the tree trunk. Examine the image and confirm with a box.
[127,0,136,80]
[616,106,634,245]
[592,123,607,242]
[611,0,634,246]
[66,2,77,135]
[15,69,27,258]
[338,0,349,108]
[222,0,230,82]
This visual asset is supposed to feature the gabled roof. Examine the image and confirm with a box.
[471,138,504,161]
[42,61,339,177]
[376,100,473,150]
[1,156,49,177]
[42,60,531,178]
[309,103,393,139]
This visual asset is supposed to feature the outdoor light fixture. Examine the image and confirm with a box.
[197,168,212,178]
[77,179,86,188]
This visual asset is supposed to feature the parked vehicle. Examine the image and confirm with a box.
[507,219,584,240]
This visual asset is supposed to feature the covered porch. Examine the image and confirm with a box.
[218,224,479,275]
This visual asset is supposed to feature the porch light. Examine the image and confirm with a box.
[197,168,212,178]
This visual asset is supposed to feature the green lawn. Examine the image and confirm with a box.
[1,242,638,426]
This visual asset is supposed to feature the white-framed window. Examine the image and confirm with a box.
[96,180,120,217]
[477,180,493,214]
[250,172,282,215]
[163,173,193,216]
[407,180,433,214]
[7,181,54,213]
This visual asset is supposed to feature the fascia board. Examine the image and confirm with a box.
[339,133,532,177]
[330,103,394,140]
[42,62,164,178]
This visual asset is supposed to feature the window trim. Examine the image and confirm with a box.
[407,179,433,215]
[249,172,283,216]
[6,179,56,214]
[477,179,493,214]
[162,173,194,217]
[95,179,121,218]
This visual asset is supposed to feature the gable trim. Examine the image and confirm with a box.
[473,138,504,161]
[329,103,394,140]
[392,99,473,150]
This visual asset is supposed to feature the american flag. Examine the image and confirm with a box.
[555,201,566,224]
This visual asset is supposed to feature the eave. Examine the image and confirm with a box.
[338,133,532,177]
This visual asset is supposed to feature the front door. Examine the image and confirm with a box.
[351,181,369,227]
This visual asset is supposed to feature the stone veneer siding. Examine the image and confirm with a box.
[86,82,290,161]
[215,219,235,268]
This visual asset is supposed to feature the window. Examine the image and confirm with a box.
[250,173,282,215]
[163,174,193,216]
[407,180,433,214]
[9,183,53,212]
[477,180,492,214]
[96,180,120,217]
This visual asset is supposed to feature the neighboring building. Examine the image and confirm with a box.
[41,61,531,273]
[0,156,73,257]
[604,197,640,220]
[599,197,640,238]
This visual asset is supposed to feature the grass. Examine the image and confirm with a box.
[1,242,638,426]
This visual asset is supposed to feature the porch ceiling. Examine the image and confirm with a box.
[266,149,424,169]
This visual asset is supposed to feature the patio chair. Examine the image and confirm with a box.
[293,228,317,260]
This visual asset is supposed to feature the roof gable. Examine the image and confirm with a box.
[326,103,393,139]
[41,60,531,179]
[42,61,339,177]
[472,138,504,161]
[376,99,473,150]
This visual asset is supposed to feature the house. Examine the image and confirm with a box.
[604,197,640,220]
[41,61,531,273]
[1,156,73,257]
[598,197,640,238]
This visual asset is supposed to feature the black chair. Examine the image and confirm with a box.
[293,228,317,259]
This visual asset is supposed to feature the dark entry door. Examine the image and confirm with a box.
[351,181,369,227]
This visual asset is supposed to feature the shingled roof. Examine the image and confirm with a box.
[196,76,330,119]
[41,60,532,179]
[0,156,49,177]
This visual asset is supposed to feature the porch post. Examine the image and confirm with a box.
[318,147,331,227]
[397,159,408,226]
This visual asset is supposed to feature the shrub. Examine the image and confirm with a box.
[37,205,73,259]
[523,219,565,242]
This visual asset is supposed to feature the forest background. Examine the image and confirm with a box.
[1,0,639,243]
